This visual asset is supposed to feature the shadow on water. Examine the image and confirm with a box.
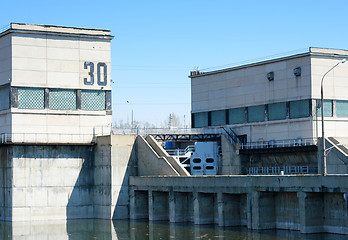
[112,220,348,240]
[0,219,344,239]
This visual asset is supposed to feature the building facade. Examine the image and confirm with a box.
[0,23,113,143]
[190,48,348,144]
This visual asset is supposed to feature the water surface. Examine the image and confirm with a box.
[0,219,345,239]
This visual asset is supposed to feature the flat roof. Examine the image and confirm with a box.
[190,47,348,78]
[0,23,113,40]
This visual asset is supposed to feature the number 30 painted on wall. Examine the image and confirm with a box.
[84,62,107,86]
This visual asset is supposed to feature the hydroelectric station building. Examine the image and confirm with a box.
[2,23,348,236]
[189,48,348,174]
[191,48,348,142]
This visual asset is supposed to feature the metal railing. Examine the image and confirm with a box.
[165,145,195,156]
[0,129,112,144]
[113,127,236,136]
[0,125,112,144]
[0,133,95,144]
[221,127,241,147]
[241,138,317,150]
[247,165,318,175]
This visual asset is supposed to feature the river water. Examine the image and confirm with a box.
[0,219,345,239]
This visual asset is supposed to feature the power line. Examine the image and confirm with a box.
[200,48,308,72]
[115,102,190,105]
[115,81,190,85]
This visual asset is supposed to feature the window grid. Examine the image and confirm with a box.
[81,90,106,111]
[49,89,76,110]
[18,88,44,109]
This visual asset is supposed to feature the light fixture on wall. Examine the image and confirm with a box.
[267,72,274,81]
[293,67,301,76]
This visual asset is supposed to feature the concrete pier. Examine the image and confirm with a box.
[129,175,348,235]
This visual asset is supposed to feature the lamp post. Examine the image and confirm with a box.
[126,101,134,129]
[321,58,346,175]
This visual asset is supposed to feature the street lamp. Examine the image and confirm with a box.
[126,101,134,129]
[321,58,346,175]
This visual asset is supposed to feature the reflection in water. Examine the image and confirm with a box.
[0,219,345,239]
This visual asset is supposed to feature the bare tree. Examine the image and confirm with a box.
[164,112,181,128]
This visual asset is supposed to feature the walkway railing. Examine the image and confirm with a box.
[221,127,241,147]
[0,133,95,144]
[247,165,318,175]
[113,127,234,136]
[0,129,111,144]
[165,145,195,156]
[241,138,317,150]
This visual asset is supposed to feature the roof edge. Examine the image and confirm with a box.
[190,47,348,78]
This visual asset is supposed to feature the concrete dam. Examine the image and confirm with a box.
[1,133,348,235]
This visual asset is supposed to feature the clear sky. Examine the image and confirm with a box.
[1,0,348,128]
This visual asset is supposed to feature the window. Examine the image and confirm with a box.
[211,110,226,126]
[336,100,348,117]
[268,102,287,120]
[248,105,265,122]
[228,108,245,124]
[193,112,208,128]
[18,88,44,109]
[316,100,333,117]
[0,87,9,110]
[81,90,105,111]
[49,89,76,110]
[289,100,310,119]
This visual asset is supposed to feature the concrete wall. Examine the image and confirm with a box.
[8,144,94,221]
[145,135,189,176]
[93,135,137,219]
[0,33,12,135]
[191,56,311,112]
[130,175,348,234]
[0,134,137,221]
[10,31,111,90]
[325,138,348,174]
[251,151,317,168]
[220,135,243,175]
[136,136,179,176]
[0,146,11,221]
[0,33,11,86]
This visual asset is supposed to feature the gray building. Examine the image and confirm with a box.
[0,23,113,143]
[190,47,348,145]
